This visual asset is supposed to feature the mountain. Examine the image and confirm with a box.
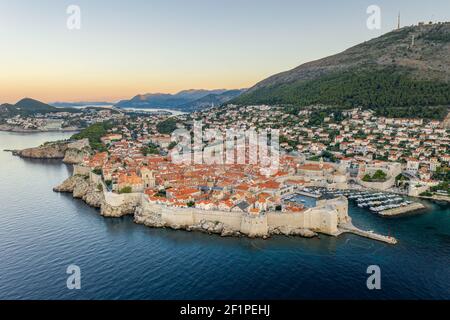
[233,22,450,119]
[0,98,78,117]
[179,89,246,112]
[16,98,61,113]
[116,89,244,111]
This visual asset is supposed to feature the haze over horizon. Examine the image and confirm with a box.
[1,0,450,103]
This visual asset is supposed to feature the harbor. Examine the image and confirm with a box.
[283,189,400,244]
[300,187,426,217]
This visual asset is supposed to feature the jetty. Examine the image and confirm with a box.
[296,190,321,198]
[378,202,425,216]
[338,222,398,245]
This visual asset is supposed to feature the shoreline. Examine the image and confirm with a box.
[7,138,91,163]
[53,170,398,244]
[53,174,319,240]
[0,124,81,133]
[0,128,81,133]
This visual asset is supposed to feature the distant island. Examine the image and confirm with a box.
[115,89,246,112]
[0,98,123,132]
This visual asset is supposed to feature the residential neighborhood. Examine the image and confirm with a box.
[69,104,449,218]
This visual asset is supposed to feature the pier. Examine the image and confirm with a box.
[296,190,321,198]
[378,202,425,216]
[338,222,398,245]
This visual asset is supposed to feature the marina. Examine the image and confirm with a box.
[283,189,400,244]
[295,187,426,217]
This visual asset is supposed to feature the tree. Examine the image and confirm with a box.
[71,121,114,151]
[119,186,132,194]
[142,143,159,156]
[105,180,112,188]
[363,170,387,182]
[168,141,177,150]
[155,190,166,197]
[92,168,102,176]
[156,118,178,134]
[233,67,450,120]
[372,170,387,181]
[187,201,195,208]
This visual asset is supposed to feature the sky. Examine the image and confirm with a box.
[1,0,450,103]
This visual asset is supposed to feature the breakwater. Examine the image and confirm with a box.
[379,202,426,216]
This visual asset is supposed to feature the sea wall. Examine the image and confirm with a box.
[268,207,340,235]
[55,170,349,239]
[101,191,142,217]
[134,196,345,237]
[357,178,396,191]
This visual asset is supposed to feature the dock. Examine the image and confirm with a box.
[338,222,398,245]
[378,202,425,217]
[296,191,321,198]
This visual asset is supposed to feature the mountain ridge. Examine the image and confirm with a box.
[116,88,245,112]
[0,98,78,117]
[232,22,450,118]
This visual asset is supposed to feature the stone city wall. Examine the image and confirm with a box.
[139,197,343,236]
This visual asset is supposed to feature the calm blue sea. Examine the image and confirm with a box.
[0,131,449,300]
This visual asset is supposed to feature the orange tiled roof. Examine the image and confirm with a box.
[118,172,143,185]
[258,180,280,189]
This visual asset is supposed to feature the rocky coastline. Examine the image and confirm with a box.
[0,124,80,133]
[53,174,319,239]
[9,138,92,164]
[53,175,104,208]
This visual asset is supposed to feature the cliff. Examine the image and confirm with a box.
[15,142,68,159]
[54,174,104,208]
[63,139,92,164]
[13,138,91,164]
[53,171,332,239]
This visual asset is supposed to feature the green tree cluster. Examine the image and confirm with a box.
[156,118,178,134]
[71,121,114,151]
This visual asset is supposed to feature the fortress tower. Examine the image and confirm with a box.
[141,167,156,189]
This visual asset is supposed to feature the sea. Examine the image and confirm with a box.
[0,131,449,300]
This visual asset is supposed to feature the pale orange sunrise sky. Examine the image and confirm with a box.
[1,0,449,104]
